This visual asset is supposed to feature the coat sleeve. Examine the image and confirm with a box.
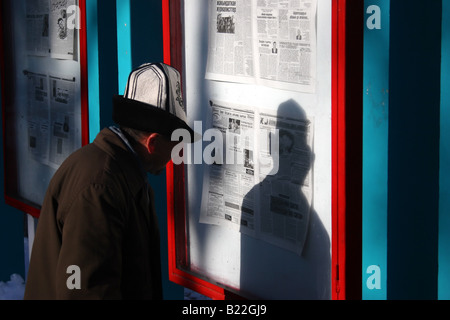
[54,183,128,300]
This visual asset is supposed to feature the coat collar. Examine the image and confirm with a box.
[92,127,147,196]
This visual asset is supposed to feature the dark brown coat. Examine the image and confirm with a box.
[24,128,163,300]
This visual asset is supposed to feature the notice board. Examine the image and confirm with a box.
[164,0,363,300]
[0,0,89,217]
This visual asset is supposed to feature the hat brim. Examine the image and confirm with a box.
[113,95,196,142]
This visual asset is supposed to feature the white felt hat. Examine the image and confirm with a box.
[113,63,194,140]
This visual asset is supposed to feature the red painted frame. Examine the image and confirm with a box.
[0,0,90,218]
[163,0,362,300]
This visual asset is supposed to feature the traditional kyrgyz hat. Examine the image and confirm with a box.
[113,63,194,140]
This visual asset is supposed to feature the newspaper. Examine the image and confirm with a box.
[206,0,317,93]
[49,0,76,60]
[200,100,314,255]
[26,71,50,164]
[48,74,77,167]
[25,71,77,168]
[200,102,258,236]
[26,0,50,57]
[24,0,76,60]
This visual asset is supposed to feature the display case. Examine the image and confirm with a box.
[0,0,89,217]
[164,0,363,300]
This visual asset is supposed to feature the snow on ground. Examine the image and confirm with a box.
[0,274,25,300]
[184,288,211,300]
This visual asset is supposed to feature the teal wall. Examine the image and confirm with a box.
[0,45,25,282]
[362,0,389,300]
[439,0,450,300]
[100,0,183,300]
[387,0,441,300]
[114,0,183,300]
[0,91,25,281]
[363,0,444,300]
[86,0,101,142]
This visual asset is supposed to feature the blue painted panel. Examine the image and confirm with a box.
[86,0,100,141]
[130,1,163,68]
[387,0,441,300]
[0,78,25,282]
[97,0,118,129]
[362,0,389,300]
[439,0,450,300]
[116,0,132,94]
[115,0,183,300]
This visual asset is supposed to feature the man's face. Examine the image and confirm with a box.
[145,134,180,175]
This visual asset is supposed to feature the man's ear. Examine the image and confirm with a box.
[145,133,160,154]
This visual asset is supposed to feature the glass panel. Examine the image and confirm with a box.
[1,0,83,211]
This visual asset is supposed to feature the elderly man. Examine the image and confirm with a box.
[24,63,193,300]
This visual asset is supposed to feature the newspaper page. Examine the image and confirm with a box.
[256,0,317,92]
[205,0,255,84]
[48,75,77,167]
[26,0,50,57]
[25,71,51,165]
[49,0,76,60]
[199,100,314,255]
[206,0,317,93]
[200,101,258,237]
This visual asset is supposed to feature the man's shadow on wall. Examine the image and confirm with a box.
[238,99,331,300]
